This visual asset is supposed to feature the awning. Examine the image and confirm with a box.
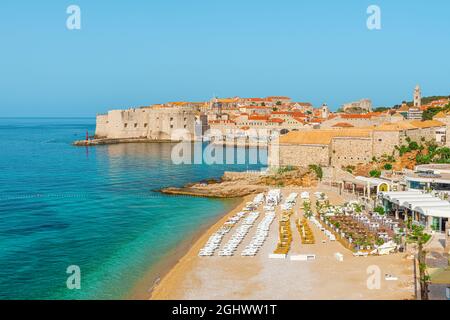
[415,206,450,218]
[402,198,446,208]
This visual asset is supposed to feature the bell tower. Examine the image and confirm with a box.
[413,85,422,108]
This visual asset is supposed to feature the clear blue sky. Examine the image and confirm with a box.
[1,0,450,117]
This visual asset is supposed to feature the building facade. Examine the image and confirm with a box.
[95,106,196,140]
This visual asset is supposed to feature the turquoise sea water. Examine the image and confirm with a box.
[0,118,266,299]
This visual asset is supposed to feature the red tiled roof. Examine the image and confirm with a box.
[332,122,355,128]
[268,118,284,123]
[293,117,306,124]
[248,115,270,121]
[246,105,268,109]
[245,98,264,102]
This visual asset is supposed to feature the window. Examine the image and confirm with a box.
[124,123,128,128]
[184,118,187,121]
[170,125,173,128]
[144,123,148,128]
[170,117,173,121]
[184,125,187,128]
[134,123,138,128]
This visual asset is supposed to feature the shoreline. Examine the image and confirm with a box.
[148,187,415,300]
[149,195,253,300]
[127,196,246,300]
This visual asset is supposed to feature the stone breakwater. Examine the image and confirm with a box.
[73,138,174,146]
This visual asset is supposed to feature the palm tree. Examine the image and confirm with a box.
[408,225,431,300]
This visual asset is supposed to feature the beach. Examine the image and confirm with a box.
[149,187,416,300]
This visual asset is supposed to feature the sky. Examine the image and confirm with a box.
[0,0,450,117]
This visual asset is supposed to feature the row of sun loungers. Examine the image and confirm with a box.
[199,209,249,256]
[218,212,260,256]
[266,189,282,206]
[273,211,293,255]
[280,192,298,211]
[242,212,276,256]
[296,218,315,244]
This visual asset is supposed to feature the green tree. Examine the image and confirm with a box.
[409,141,419,151]
[383,163,393,170]
[308,164,323,180]
[407,225,431,300]
[369,169,381,178]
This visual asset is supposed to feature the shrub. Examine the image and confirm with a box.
[308,164,323,180]
[409,141,419,151]
[369,169,381,178]
[374,206,385,215]
[383,163,393,170]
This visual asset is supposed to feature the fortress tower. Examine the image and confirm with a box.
[414,85,422,108]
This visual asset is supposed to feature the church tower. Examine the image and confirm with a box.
[321,103,329,119]
[413,85,422,108]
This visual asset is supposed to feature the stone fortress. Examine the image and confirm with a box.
[95,105,196,141]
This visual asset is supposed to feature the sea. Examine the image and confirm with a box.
[0,118,266,299]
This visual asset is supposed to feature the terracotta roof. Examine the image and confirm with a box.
[332,122,355,128]
[248,115,270,121]
[271,111,307,117]
[217,99,237,103]
[434,111,448,119]
[280,129,372,145]
[268,118,284,123]
[246,106,268,109]
[409,120,445,128]
[373,120,443,131]
[292,102,313,107]
[293,117,306,124]
[374,121,417,131]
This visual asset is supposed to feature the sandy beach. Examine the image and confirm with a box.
[149,187,416,300]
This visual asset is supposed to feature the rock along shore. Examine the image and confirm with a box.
[72,138,175,146]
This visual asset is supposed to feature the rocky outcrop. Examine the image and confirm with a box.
[160,167,317,198]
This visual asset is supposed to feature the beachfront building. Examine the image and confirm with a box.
[404,164,450,194]
[270,120,445,168]
[95,105,196,140]
[379,191,450,232]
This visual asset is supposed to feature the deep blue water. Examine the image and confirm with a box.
[0,118,266,299]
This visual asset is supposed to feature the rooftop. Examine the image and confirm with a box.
[279,129,372,145]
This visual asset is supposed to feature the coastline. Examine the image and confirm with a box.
[148,195,253,300]
[147,187,415,300]
[128,196,247,300]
